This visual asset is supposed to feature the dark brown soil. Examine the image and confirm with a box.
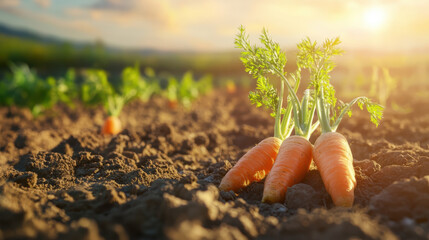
[0,89,428,240]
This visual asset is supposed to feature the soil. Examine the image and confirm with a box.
[0,89,428,240]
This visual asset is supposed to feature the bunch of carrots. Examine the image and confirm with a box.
[219,26,383,207]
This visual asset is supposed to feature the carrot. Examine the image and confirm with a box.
[219,137,282,192]
[167,99,178,109]
[226,27,321,197]
[234,28,383,206]
[101,116,122,135]
[226,80,237,94]
[262,136,313,203]
[220,27,299,193]
[296,37,383,207]
[313,132,356,207]
[261,89,319,204]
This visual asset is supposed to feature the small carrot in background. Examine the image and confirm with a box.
[167,99,178,109]
[101,95,126,135]
[298,37,384,207]
[81,65,158,135]
[101,115,122,135]
[80,69,125,135]
[225,80,236,94]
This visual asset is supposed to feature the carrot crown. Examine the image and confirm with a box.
[235,26,319,140]
[296,37,384,133]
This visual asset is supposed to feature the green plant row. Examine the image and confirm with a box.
[0,64,213,117]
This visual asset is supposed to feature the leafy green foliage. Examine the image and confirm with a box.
[235,26,323,139]
[196,74,213,95]
[1,63,212,117]
[56,69,77,107]
[0,77,12,106]
[235,26,287,78]
[165,77,179,101]
[80,69,123,116]
[331,96,383,130]
[249,76,281,117]
[165,71,212,109]
[121,65,159,102]
[235,26,288,118]
[80,69,114,107]
[81,66,161,117]
[369,67,396,107]
[296,37,384,131]
[356,97,384,127]
[180,72,199,108]
[0,64,58,117]
[298,37,343,108]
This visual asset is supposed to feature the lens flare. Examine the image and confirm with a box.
[364,6,387,30]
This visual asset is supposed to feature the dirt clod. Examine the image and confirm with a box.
[285,183,320,210]
[370,176,429,221]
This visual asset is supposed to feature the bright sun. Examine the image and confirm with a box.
[364,6,387,30]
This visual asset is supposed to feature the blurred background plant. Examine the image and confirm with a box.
[1,1,429,116]
[0,64,58,116]
[369,66,397,108]
[164,71,212,109]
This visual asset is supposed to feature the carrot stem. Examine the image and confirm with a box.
[331,96,366,131]
[316,87,333,133]
[274,80,284,139]
[280,102,294,139]
[275,68,301,111]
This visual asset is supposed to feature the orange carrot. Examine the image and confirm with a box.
[262,136,313,203]
[219,137,282,192]
[313,132,356,207]
[167,99,178,109]
[101,116,122,135]
[226,81,237,94]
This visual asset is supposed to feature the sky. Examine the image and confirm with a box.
[0,0,429,52]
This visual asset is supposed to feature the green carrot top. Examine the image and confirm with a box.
[235,26,319,140]
[296,37,384,133]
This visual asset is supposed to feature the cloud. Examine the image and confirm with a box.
[2,0,429,51]
[34,0,51,8]
[91,0,133,11]
[0,0,20,8]
[81,0,177,29]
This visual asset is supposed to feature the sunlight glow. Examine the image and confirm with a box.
[364,6,387,30]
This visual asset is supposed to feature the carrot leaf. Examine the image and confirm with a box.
[235,26,285,79]
[235,26,322,140]
[296,36,384,132]
[331,96,383,131]
[235,26,295,139]
[248,75,282,117]
[121,64,159,102]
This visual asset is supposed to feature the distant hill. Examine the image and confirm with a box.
[0,23,80,46]
[0,23,243,76]
[0,23,162,54]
